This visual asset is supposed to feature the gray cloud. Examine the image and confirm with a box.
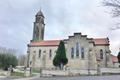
[0,0,119,55]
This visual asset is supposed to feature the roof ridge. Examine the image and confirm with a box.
[94,38,107,39]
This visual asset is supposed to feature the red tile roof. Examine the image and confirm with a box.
[29,38,109,46]
[111,55,118,62]
[93,38,109,45]
[29,40,60,46]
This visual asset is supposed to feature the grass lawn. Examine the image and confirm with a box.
[11,72,24,77]
[0,69,8,76]
[0,73,6,76]
[32,68,41,73]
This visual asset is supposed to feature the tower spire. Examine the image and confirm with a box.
[32,10,45,42]
[36,9,44,18]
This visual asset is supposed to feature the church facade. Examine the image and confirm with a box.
[27,10,113,71]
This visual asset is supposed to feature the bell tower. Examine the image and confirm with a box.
[32,10,45,42]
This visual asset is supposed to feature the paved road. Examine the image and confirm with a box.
[31,75,120,80]
[0,75,120,80]
[0,76,10,80]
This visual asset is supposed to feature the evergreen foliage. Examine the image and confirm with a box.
[117,51,120,63]
[0,53,18,70]
[53,40,68,69]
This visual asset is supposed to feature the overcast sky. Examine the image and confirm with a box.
[0,0,120,55]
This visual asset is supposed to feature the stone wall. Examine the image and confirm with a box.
[28,45,58,69]
[95,45,113,68]
[66,33,94,69]
[27,33,113,71]
[41,68,120,76]
[100,68,120,74]
[113,62,119,68]
[42,69,97,76]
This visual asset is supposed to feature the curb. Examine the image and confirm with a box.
[0,76,6,78]
[13,75,39,80]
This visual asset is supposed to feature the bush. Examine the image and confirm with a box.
[0,53,18,70]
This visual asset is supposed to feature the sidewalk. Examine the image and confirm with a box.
[0,76,6,78]
[13,75,40,80]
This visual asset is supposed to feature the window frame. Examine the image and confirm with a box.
[71,47,74,59]
[39,49,41,58]
[100,49,103,59]
[49,49,52,59]
[76,42,79,58]
[81,47,85,59]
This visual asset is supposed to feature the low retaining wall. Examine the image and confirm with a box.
[68,69,97,75]
[42,70,68,76]
[101,68,120,74]
[42,69,97,76]
[42,68,120,76]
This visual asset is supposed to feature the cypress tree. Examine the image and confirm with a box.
[53,40,68,70]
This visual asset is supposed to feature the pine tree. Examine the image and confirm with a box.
[53,40,68,70]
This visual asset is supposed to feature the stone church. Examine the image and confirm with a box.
[27,10,113,71]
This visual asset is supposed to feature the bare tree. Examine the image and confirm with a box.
[0,47,17,55]
[103,0,120,30]
[18,54,26,66]
[103,0,120,17]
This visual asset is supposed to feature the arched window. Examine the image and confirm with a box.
[76,42,79,58]
[39,50,41,58]
[81,47,84,59]
[100,49,103,59]
[49,49,52,59]
[71,47,74,59]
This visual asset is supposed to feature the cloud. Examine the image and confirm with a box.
[0,0,119,55]
[42,0,120,55]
